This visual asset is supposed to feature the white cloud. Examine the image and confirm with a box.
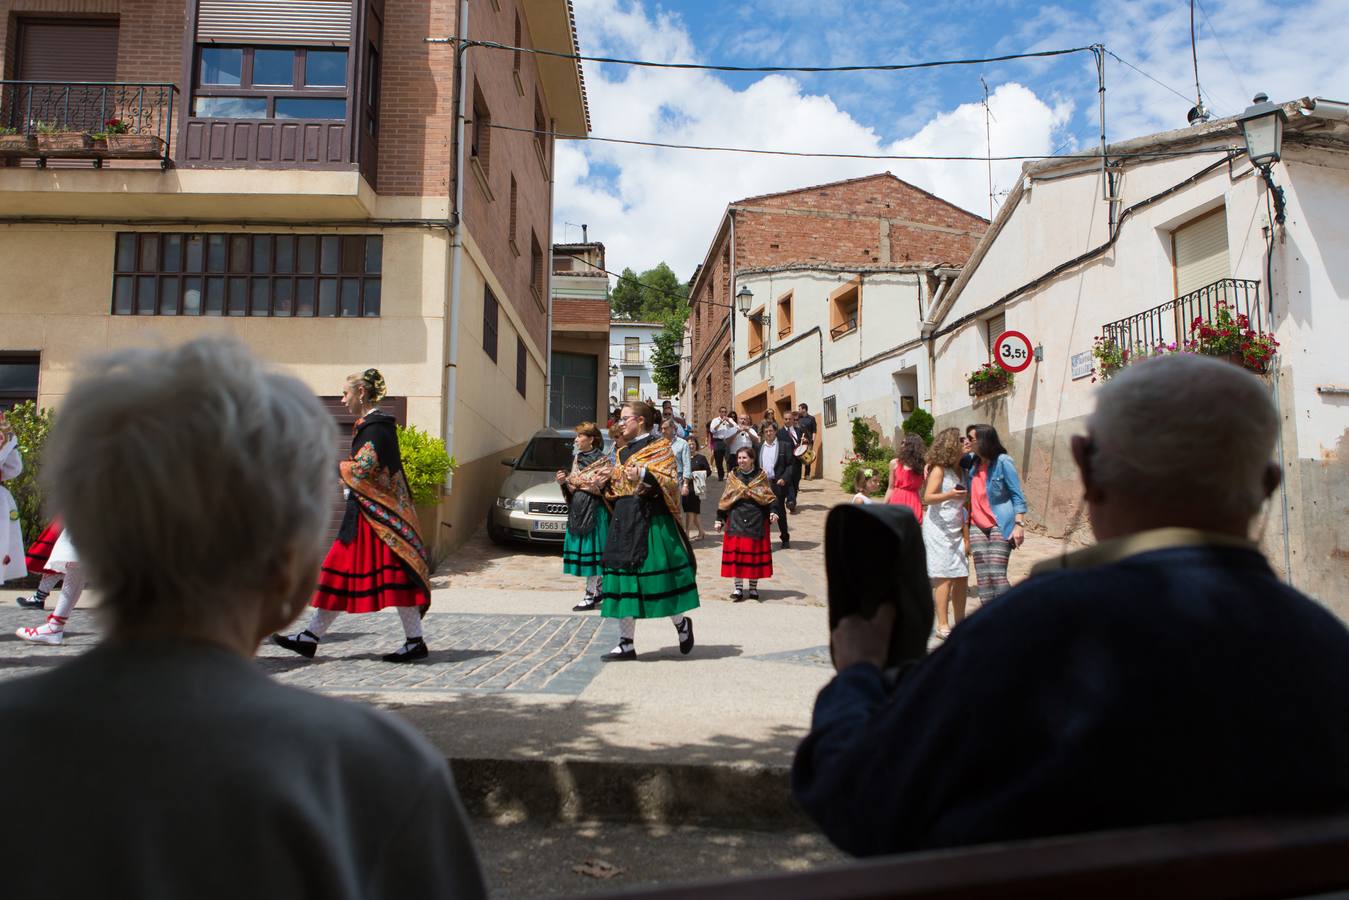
[556,0,1349,280]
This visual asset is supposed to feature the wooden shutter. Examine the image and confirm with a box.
[17,20,119,82]
[197,1,353,45]
[986,313,1006,352]
[1173,209,1230,298]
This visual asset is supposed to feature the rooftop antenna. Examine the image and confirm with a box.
[980,77,996,221]
[1187,0,1210,125]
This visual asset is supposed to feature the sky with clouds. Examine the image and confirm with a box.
[552,0,1349,281]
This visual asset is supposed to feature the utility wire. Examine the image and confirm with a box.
[1194,0,1250,109]
[558,253,734,311]
[1104,49,1195,106]
[442,38,1097,74]
[488,121,1236,162]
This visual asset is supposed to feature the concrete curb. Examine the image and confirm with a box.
[449,756,811,830]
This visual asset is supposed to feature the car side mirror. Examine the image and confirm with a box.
[501,458,517,468]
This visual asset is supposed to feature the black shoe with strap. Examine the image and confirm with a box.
[271,631,319,659]
[730,589,745,602]
[748,588,760,601]
[573,594,601,612]
[383,636,429,663]
[16,594,45,610]
[603,639,636,662]
[677,617,695,655]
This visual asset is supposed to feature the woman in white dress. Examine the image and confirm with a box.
[922,427,969,640]
[15,527,84,645]
[0,412,25,585]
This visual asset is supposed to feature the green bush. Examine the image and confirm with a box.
[851,416,880,457]
[397,424,456,507]
[3,401,55,543]
[901,408,935,445]
[841,447,895,495]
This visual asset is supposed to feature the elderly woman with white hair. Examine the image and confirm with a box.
[0,339,485,898]
[795,353,1349,856]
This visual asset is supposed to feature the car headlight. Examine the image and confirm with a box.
[496,497,525,510]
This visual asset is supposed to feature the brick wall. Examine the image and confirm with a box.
[552,296,608,331]
[460,0,555,356]
[378,0,456,197]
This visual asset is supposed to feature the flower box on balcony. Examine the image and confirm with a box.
[104,133,165,158]
[967,363,1014,398]
[0,133,35,156]
[35,132,93,154]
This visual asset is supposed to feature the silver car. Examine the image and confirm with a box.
[486,429,614,546]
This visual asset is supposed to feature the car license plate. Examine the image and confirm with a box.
[533,520,566,532]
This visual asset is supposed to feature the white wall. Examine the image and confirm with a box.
[608,322,667,406]
[732,268,930,478]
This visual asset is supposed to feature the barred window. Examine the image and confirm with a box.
[112,233,382,317]
[515,337,526,397]
[483,287,499,362]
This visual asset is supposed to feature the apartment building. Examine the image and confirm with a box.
[0,0,589,552]
[548,238,607,428]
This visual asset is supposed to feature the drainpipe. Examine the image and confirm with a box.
[443,0,471,488]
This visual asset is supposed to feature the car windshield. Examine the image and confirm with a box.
[515,436,574,471]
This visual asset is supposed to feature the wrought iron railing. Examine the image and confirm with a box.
[829,316,858,339]
[1100,278,1262,351]
[0,81,177,168]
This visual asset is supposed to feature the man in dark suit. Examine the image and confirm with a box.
[757,425,791,547]
[777,411,805,512]
[796,402,818,479]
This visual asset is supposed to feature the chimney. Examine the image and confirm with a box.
[582,223,588,243]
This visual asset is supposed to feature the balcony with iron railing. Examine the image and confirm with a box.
[0,81,177,168]
[1100,278,1263,352]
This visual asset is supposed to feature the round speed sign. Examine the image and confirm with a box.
[994,330,1033,373]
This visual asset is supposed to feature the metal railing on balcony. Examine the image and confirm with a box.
[829,315,859,339]
[1100,278,1262,351]
[0,81,177,168]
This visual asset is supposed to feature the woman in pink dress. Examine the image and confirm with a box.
[886,434,927,523]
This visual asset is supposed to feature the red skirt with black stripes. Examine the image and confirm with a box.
[720,527,773,580]
[25,519,62,576]
[312,515,429,613]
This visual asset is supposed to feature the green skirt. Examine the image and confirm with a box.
[601,514,700,620]
[562,505,610,577]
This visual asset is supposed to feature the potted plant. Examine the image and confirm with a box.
[0,125,34,156]
[1091,335,1128,382]
[397,424,456,552]
[1189,303,1278,375]
[967,362,1013,396]
[34,121,92,153]
[100,117,163,156]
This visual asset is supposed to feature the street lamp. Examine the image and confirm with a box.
[1238,93,1286,168]
[735,284,754,316]
[1238,92,1287,225]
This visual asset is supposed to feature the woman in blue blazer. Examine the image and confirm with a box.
[963,424,1027,601]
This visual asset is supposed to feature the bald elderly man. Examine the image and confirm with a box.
[793,353,1349,856]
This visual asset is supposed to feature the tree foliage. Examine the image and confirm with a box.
[610,262,691,397]
[397,424,456,507]
[4,401,55,543]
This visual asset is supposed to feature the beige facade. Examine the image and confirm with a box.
[0,0,589,556]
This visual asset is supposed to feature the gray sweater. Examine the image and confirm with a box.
[0,640,485,900]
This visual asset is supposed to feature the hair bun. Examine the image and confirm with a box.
[363,368,387,402]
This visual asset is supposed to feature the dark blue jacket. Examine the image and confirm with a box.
[792,535,1349,856]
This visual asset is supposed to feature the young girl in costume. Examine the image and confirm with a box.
[715,446,780,601]
[558,422,613,612]
[851,469,881,505]
[273,369,434,663]
[15,519,63,609]
[15,527,84,645]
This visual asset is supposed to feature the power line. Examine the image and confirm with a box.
[1106,49,1192,106]
[489,121,1236,162]
[557,252,735,312]
[444,38,1097,75]
[1194,0,1249,109]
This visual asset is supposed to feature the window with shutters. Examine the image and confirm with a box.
[985,313,1006,361]
[1171,208,1230,299]
[516,337,527,397]
[483,287,499,362]
[13,20,124,136]
[471,81,492,177]
[508,176,520,255]
[111,232,381,317]
[530,232,545,306]
[829,279,861,340]
[533,93,549,177]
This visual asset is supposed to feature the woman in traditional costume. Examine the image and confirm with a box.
[0,413,26,588]
[599,401,699,661]
[714,446,780,601]
[15,518,63,609]
[558,422,613,612]
[273,369,433,663]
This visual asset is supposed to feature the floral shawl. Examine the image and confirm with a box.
[718,467,777,512]
[341,413,431,592]
[606,436,683,522]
